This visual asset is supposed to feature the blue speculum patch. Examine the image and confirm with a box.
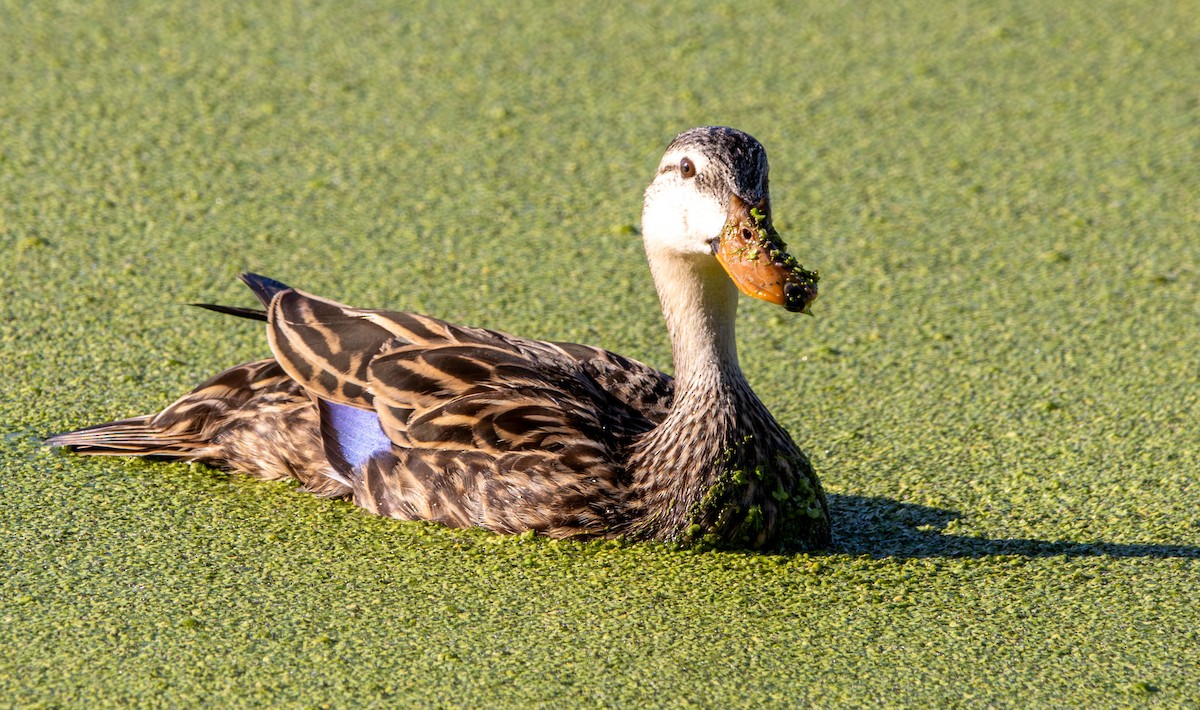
[323,401,392,469]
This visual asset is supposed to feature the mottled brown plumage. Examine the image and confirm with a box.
[48,126,832,549]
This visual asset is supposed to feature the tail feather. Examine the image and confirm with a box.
[188,272,293,321]
[240,272,292,308]
[47,358,352,499]
[47,417,206,458]
[189,303,268,321]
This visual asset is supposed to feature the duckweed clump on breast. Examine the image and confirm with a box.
[680,436,828,550]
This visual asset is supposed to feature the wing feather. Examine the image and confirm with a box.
[548,342,675,423]
[259,288,666,481]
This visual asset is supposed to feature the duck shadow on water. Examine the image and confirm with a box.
[826,494,1200,560]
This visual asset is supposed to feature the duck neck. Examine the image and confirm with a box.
[625,251,769,529]
[646,249,743,391]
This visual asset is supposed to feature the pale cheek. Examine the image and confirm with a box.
[684,197,726,245]
[691,202,724,241]
[641,180,727,255]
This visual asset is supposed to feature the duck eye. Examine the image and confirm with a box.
[679,157,696,179]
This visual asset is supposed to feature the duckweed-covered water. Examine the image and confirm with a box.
[2,1,1197,705]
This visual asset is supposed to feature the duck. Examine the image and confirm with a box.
[48,126,831,550]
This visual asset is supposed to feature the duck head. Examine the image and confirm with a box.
[641,126,818,314]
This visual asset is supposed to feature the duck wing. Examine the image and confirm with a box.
[253,275,672,442]
[240,272,675,421]
[550,342,676,424]
[246,276,664,534]
[361,349,641,533]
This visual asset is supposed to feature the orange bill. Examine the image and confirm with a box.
[715,197,819,314]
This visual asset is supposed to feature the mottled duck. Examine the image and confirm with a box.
[49,126,830,550]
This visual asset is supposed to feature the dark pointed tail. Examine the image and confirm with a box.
[189,273,293,321]
[190,303,268,321]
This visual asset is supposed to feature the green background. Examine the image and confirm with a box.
[2,0,1197,705]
